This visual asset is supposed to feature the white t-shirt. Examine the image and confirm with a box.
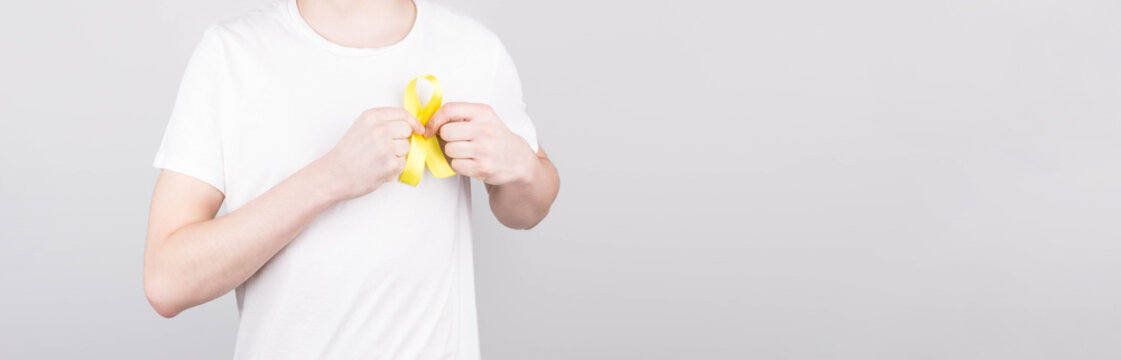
[152,0,538,358]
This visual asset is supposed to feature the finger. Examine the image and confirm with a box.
[394,138,411,157]
[438,122,475,142]
[443,141,475,159]
[393,156,407,173]
[449,158,479,177]
[363,107,409,122]
[426,102,488,137]
[405,115,424,135]
[386,121,413,139]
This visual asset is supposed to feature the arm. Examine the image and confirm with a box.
[144,108,422,318]
[426,102,560,229]
[145,163,338,318]
[485,147,559,229]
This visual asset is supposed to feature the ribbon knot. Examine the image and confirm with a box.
[399,74,456,186]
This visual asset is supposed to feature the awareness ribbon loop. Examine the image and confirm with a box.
[399,74,456,186]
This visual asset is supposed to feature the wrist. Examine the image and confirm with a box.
[304,156,350,204]
[508,153,543,187]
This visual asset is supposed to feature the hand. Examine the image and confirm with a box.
[318,107,424,199]
[425,102,538,185]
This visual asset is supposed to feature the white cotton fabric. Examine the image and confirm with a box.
[152,0,538,358]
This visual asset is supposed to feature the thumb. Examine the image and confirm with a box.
[406,115,425,135]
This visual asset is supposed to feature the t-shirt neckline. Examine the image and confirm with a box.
[285,0,424,57]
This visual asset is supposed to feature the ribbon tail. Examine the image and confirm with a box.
[399,133,427,186]
[423,137,456,178]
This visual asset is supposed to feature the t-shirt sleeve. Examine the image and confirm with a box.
[152,26,227,193]
[488,40,540,153]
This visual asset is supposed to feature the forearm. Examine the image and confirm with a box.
[144,159,343,317]
[487,150,559,229]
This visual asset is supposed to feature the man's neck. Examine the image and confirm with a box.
[296,0,416,49]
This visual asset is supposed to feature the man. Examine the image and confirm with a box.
[142,0,559,358]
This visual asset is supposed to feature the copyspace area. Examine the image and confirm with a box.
[1,0,1119,358]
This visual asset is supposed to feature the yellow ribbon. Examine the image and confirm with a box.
[399,74,456,186]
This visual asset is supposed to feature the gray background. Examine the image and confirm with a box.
[2,0,1119,358]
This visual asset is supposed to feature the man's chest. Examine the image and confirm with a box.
[218,53,492,208]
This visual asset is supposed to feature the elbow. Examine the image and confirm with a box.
[506,217,543,230]
[493,194,556,230]
[144,270,185,318]
[151,302,182,319]
[498,207,551,230]
[502,220,538,230]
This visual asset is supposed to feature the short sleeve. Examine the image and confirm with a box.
[488,40,540,152]
[152,26,227,193]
